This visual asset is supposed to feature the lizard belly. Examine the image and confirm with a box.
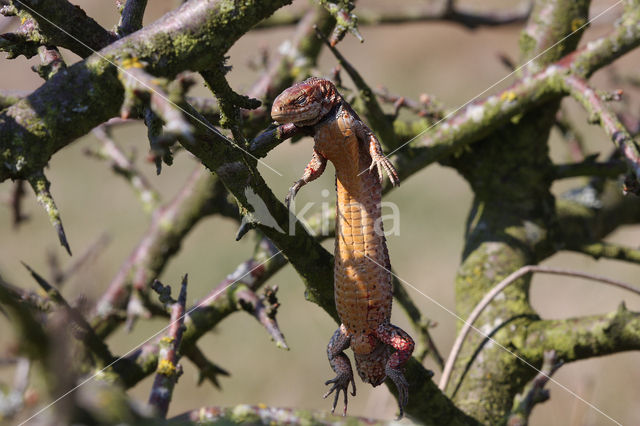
[314,111,393,355]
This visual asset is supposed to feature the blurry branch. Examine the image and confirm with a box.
[181,344,229,389]
[522,302,640,364]
[0,357,31,421]
[8,179,28,228]
[88,126,161,214]
[0,90,25,109]
[148,275,187,418]
[565,241,640,266]
[375,87,444,121]
[563,75,640,194]
[116,0,148,37]
[21,263,115,366]
[552,159,625,180]
[314,26,396,149]
[170,405,387,425]
[0,275,50,371]
[440,265,640,392]
[507,350,563,426]
[47,233,111,287]
[554,180,640,259]
[27,171,72,256]
[1,0,116,58]
[91,167,237,338]
[392,276,444,369]
[259,2,531,30]
[317,0,362,46]
[555,109,586,161]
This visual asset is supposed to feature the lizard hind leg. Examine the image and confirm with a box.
[324,324,356,416]
[375,322,414,418]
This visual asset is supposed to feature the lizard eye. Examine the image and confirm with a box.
[294,95,307,105]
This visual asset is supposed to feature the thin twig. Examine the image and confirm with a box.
[439,265,640,391]
[507,350,563,426]
[21,262,114,365]
[148,274,188,418]
[563,75,640,194]
[90,126,161,213]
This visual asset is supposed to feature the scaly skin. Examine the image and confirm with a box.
[271,78,414,417]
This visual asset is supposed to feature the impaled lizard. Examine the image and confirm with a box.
[271,77,415,417]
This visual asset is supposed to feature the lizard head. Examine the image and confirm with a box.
[271,77,340,126]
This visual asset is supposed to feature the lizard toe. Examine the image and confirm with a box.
[323,372,354,416]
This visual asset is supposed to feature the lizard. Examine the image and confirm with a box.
[271,77,415,417]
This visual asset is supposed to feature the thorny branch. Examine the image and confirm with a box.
[1,0,640,424]
[148,275,188,418]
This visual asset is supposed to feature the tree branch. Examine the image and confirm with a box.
[4,0,116,58]
[440,265,640,392]
[0,0,293,182]
[521,302,640,363]
[563,74,640,193]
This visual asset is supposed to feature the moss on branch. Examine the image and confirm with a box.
[0,0,293,183]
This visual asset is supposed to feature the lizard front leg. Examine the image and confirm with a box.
[354,122,400,187]
[375,322,414,418]
[324,324,356,416]
[285,149,327,209]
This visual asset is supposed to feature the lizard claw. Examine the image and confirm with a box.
[385,365,409,419]
[323,373,356,416]
[369,156,400,187]
[285,180,303,210]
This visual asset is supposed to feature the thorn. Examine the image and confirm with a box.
[21,261,53,293]
[235,220,254,241]
[27,171,72,256]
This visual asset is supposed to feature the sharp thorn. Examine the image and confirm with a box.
[27,171,72,256]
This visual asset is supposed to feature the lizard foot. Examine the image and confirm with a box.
[285,180,304,210]
[385,365,409,419]
[369,156,399,187]
[323,372,356,416]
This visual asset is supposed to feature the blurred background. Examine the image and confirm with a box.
[1,0,639,424]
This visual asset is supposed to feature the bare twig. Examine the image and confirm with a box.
[21,263,114,366]
[314,25,396,148]
[182,344,229,389]
[259,2,531,30]
[27,171,72,256]
[440,265,640,391]
[171,405,386,424]
[552,159,626,180]
[236,284,288,349]
[92,167,236,337]
[564,75,640,194]
[507,350,563,426]
[392,276,444,369]
[567,241,640,265]
[89,126,161,213]
[148,275,187,418]
[47,233,111,287]
[555,109,587,161]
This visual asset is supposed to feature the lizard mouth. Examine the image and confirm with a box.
[271,104,322,125]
